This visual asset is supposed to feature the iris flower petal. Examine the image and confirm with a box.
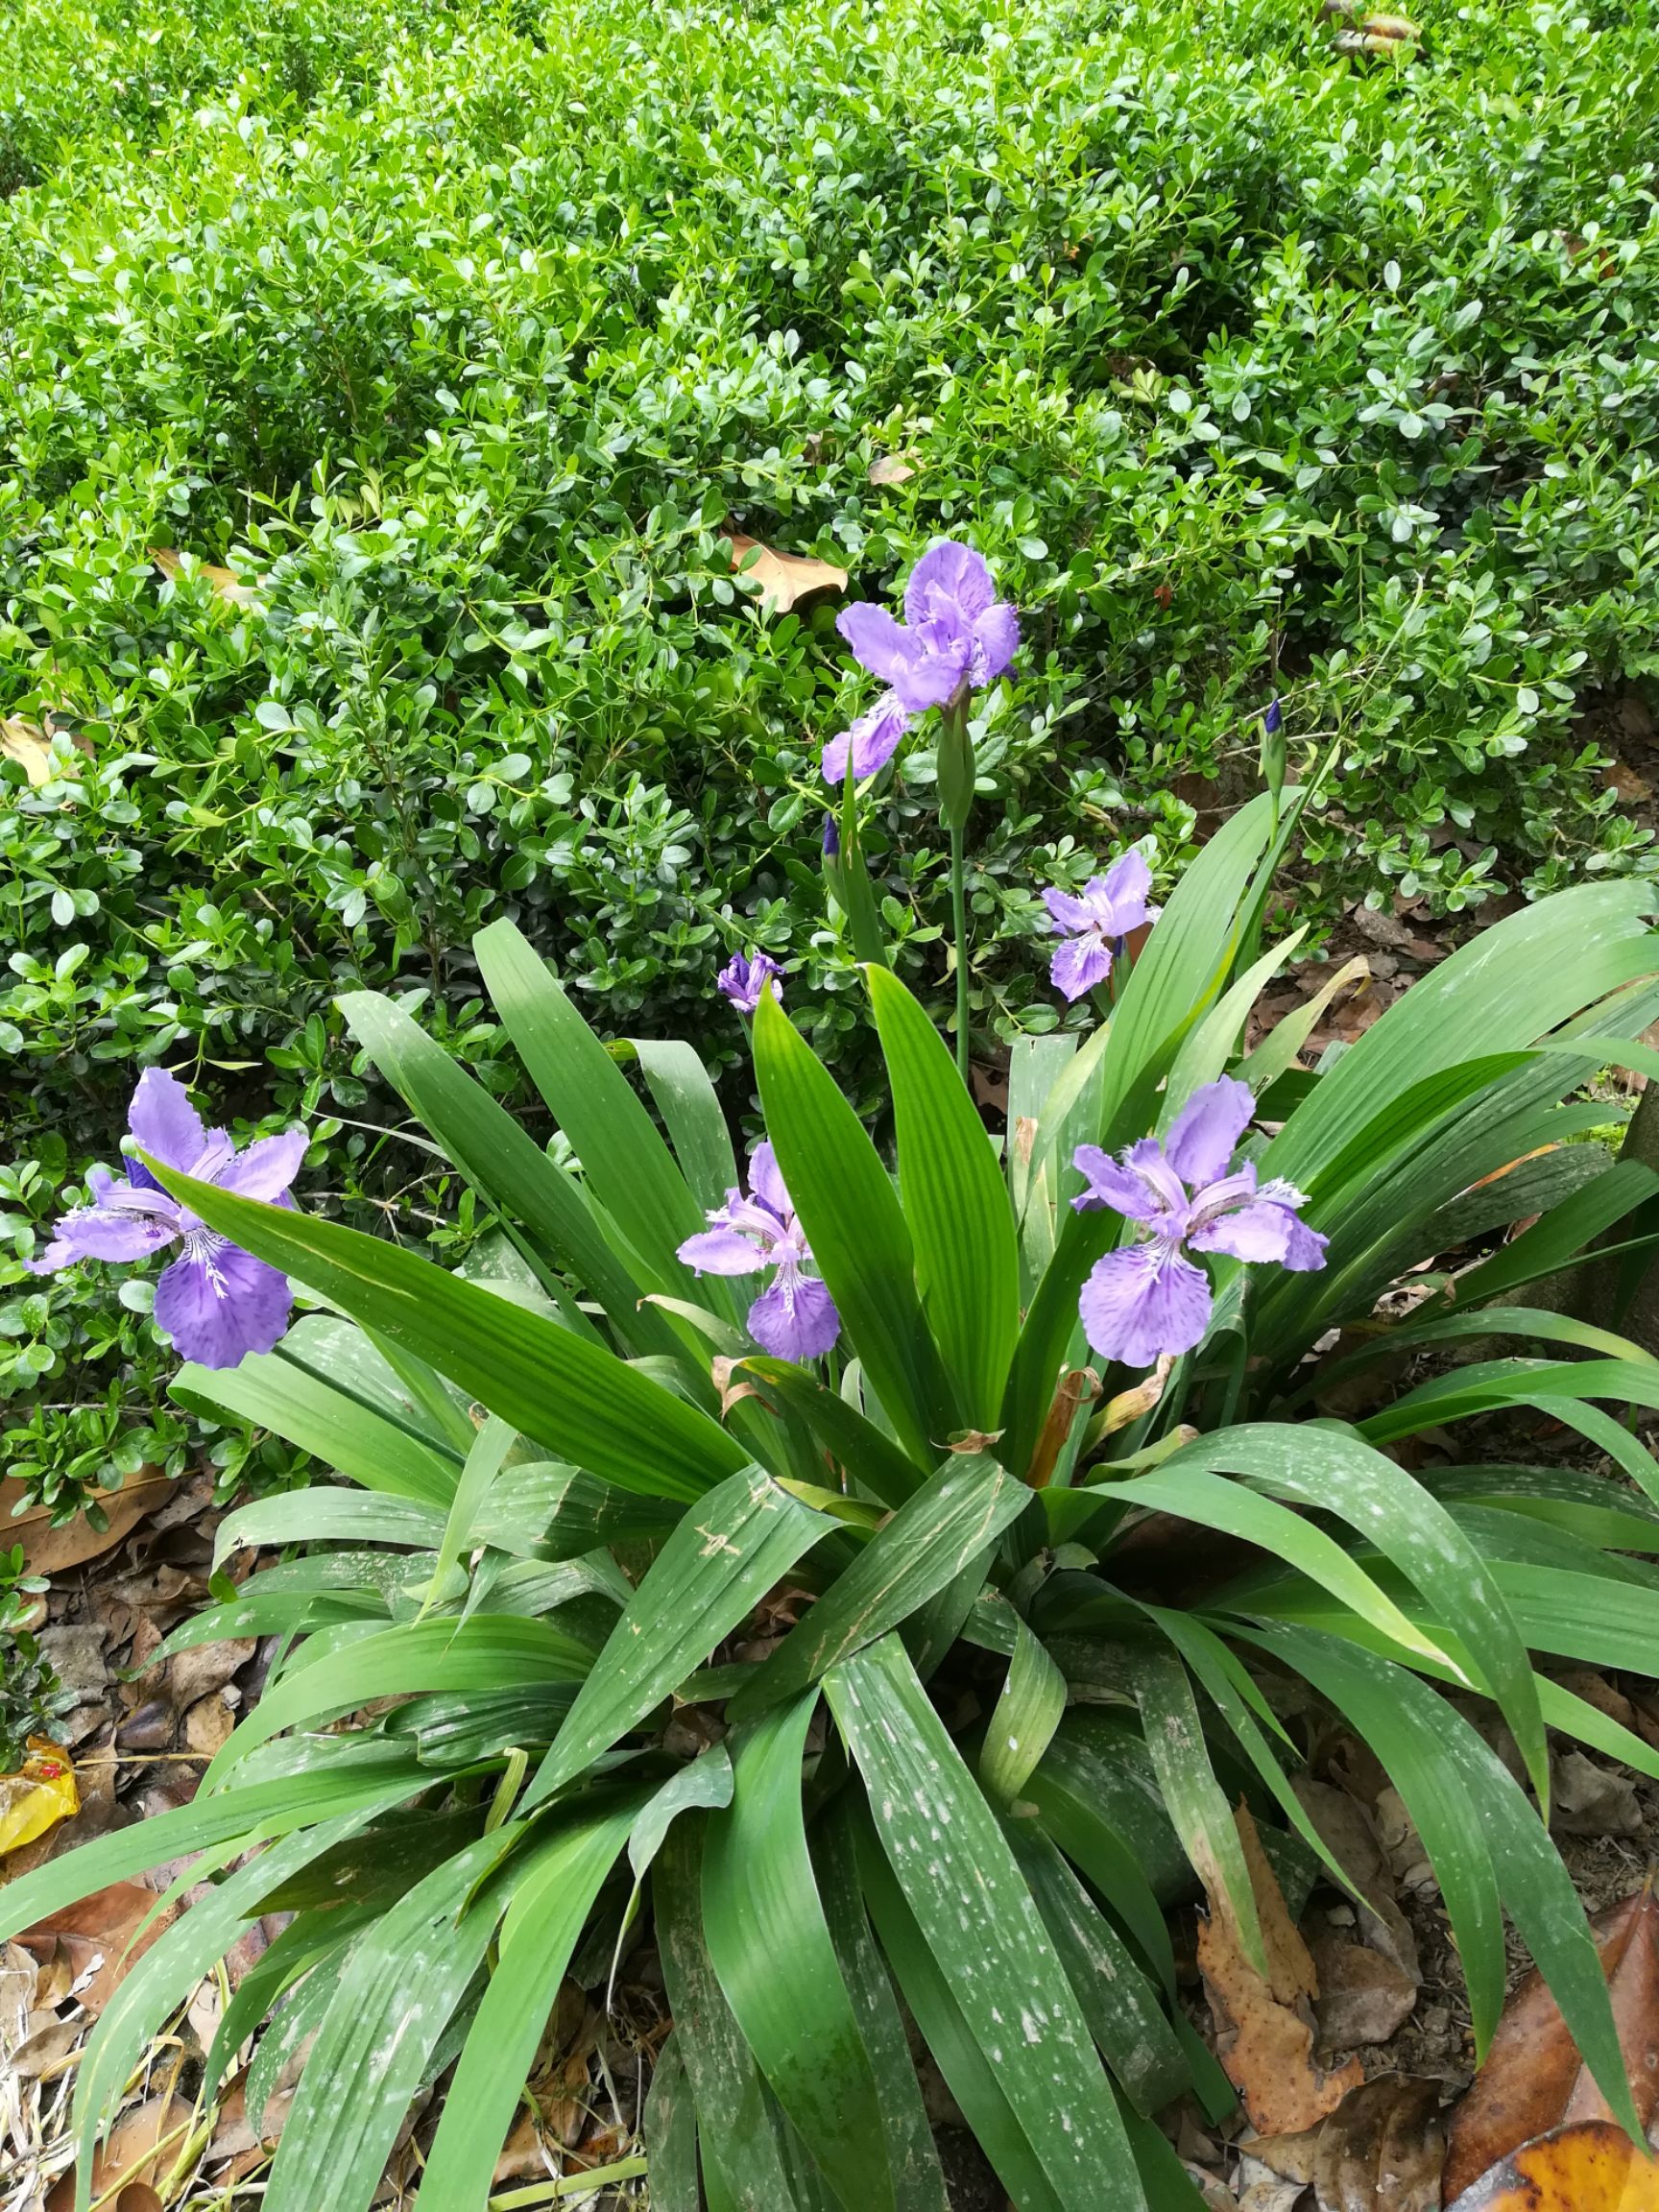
[1078,1243,1213,1367]
[904,540,997,628]
[1071,1145,1165,1221]
[127,1068,207,1173]
[216,1129,309,1203]
[1165,1076,1258,1189]
[748,1274,841,1361]
[677,1226,767,1277]
[154,1241,293,1369]
[1094,850,1153,930]
[1051,933,1113,1002]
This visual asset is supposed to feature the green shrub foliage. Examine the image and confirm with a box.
[6,0,1659,1500]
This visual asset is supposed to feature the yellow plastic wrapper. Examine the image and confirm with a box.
[0,1738,79,1856]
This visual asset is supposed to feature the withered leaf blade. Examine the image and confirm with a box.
[1246,2073,1443,2212]
[722,532,848,613]
[1,1470,173,1576]
[1443,1879,1659,2203]
[1,713,54,789]
[14,1879,179,2023]
[151,546,264,608]
[868,454,916,486]
[1197,1804,1364,2135]
[1445,2119,1659,2212]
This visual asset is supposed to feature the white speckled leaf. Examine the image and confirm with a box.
[824,1635,1144,2212]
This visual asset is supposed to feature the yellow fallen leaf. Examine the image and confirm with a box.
[151,546,264,609]
[1,714,54,788]
[0,1739,79,1857]
[724,533,848,614]
[1447,2120,1659,2210]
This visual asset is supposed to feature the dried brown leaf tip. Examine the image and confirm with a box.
[722,532,848,613]
[1198,1803,1364,2135]
[1443,1876,1659,2200]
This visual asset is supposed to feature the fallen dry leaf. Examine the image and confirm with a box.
[151,546,263,608]
[45,2092,193,2212]
[1,1470,173,1575]
[868,454,917,486]
[13,1880,179,2024]
[1442,1879,1659,2202]
[1604,761,1654,807]
[1446,2120,1659,2211]
[723,533,848,614]
[1197,1804,1365,2135]
[1,713,54,788]
[0,1739,79,1856]
[1246,2075,1444,2211]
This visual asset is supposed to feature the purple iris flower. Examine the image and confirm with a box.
[716,950,782,1016]
[1070,1076,1326,1367]
[1043,850,1157,1002]
[1263,695,1283,737]
[28,1069,305,1370]
[821,540,1018,785]
[677,1142,840,1363]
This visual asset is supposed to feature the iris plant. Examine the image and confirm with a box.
[30,1070,304,1369]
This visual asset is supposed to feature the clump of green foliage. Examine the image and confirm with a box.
[5,0,1659,1505]
[0,1543,64,1770]
[10,787,1659,2212]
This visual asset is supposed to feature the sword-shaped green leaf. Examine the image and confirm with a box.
[704,1695,896,2212]
[523,1464,830,1807]
[141,1157,746,1502]
[825,1636,1143,2212]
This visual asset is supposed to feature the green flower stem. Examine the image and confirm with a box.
[950,818,971,1084]
[489,2155,650,2208]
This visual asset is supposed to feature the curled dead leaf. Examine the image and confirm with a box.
[709,1357,765,1420]
[151,546,264,609]
[14,1879,179,2024]
[868,454,917,486]
[44,2092,193,2212]
[1096,1354,1177,1441]
[1197,1804,1364,2136]
[722,533,848,614]
[1245,2075,1444,2211]
[1445,2120,1659,2211]
[1443,1878,1659,2202]
[1026,1368,1103,1489]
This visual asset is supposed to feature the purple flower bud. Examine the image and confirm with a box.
[1263,695,1283,737]
[716,950,782,1016]
[822,815,841,859]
